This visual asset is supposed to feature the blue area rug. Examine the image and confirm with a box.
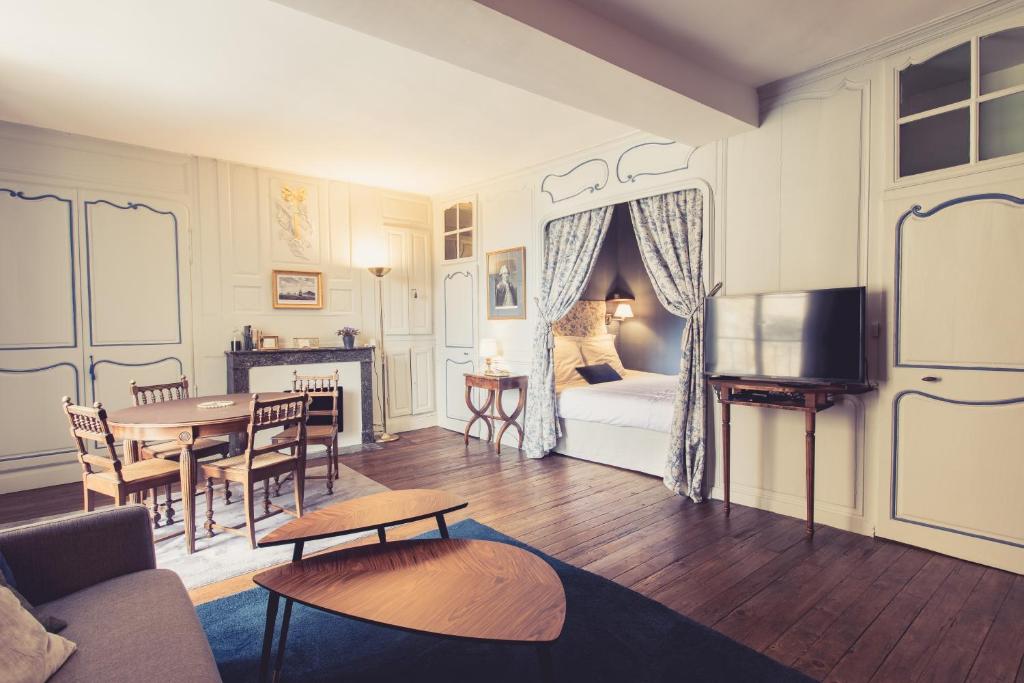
[198,519,811,682]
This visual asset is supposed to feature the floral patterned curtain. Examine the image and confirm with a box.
[524,206,613,459]
[628,190,706,502]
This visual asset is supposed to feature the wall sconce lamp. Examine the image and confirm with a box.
[605,291,635,325]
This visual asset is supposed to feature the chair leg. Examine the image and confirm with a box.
[205,477,215,538]
[150,487,162,528]
[83,485,95,513]
[325,444,334,495]
[293,466,303,519]
[263,478,271,516]
[115,491,126,507]
[333,438,340,480]
[164,484,175,526]
[222,455,232,504]
[273,474,282,497]
[244,481,257,550]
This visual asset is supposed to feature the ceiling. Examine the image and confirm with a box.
[0,0,633,194]
[570,0,991,86]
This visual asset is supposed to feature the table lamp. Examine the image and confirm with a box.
[368,266,398,443]
[480,338,506,376]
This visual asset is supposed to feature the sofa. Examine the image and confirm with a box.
[0,505,221,682]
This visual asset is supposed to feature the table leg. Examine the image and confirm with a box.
[272,598,294,683]
[179,444,197,554]
[721,391,731,516]
[805,409,816,535]
[291,541,304,562]
[463,386,494,445]
[123,440,143,505]
[377,527,387,543]
[436,513,449,539]
[495,387,526,455]
[258,592,280,683]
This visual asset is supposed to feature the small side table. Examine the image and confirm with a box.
[464,373,528,453]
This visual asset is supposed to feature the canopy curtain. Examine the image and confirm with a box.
[524,205,614,459]
[627,189,707,502]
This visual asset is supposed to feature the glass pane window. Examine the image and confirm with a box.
[444,234,458,261]
[458,231,473,258]
[899,107,970,177]
[443,200,474,261]
[444,206,457,233]
[980,27,1024,95]
[458,202,473,229]
[980,91,1024,160]
[899,42,970,117]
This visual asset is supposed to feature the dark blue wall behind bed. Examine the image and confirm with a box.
[583,204,684,375]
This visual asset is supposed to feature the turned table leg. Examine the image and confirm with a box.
[179,444,198,554]
[721,389,731,515]
[805,408,816,535]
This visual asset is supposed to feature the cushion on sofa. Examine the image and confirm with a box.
[0,586,76,683]
[40,569,220,683]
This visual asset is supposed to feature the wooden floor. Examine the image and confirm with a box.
[2,427,1021,682]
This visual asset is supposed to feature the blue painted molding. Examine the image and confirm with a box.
[891,389,1024,549]
[83,199,183,347]
[89,355,183,403]
[445,357,476,422]
[444,271,475,349]
[0,362,80,462]
[614,140,693,183]
[0,188,77,350]
[894,192,1024,372]
[540,158,609,204]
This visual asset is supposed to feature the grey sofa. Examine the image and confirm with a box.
[0,505,221,682]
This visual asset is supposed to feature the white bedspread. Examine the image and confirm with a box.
[557,371,677,433]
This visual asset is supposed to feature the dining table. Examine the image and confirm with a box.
[106,392,289,554]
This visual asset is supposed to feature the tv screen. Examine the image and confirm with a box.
[704,286,866,384]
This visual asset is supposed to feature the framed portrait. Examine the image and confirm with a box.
[486,247,526,320]
[272,269,322,309]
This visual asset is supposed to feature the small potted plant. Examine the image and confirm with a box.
[337,326,359,349]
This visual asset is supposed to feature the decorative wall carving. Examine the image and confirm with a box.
[615,140,696,183]
[540,158,609,203]
[270,177,320,263]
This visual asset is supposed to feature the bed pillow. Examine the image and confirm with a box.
[575,363,622,385]
[579,334,626,376]
[0,586,76,682]
[553,336,586,387]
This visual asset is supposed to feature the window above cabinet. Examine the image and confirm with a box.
[442,198,475,262]
[896,25,1024,180]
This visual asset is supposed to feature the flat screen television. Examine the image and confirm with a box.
[704,286,867,385]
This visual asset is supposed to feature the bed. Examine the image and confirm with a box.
[549,300,674,477]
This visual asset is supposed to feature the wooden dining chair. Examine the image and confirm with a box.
[62,397,181,516]
[129,376,233,526]
[271,370,341,494]
[200,393,308,549]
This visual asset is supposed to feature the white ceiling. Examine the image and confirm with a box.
[570,0,991,86]
[0,0,633,194]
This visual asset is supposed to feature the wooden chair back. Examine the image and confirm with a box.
[129,375,191,406]
[61,397,124,481]
[243,393,308,468]
[291,370,340,431]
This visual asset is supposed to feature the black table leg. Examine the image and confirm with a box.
[291,541,304,562]
[272,598,294,683]
[377,527,387,543]
[436,513,449,539]
[536,642,553,683]
[258,592,280,683]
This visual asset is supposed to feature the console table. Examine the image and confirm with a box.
[226,347,375,444]
[707,376,875,534]
[463,373,528,454]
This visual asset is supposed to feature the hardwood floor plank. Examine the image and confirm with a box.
[966,575,1024,683]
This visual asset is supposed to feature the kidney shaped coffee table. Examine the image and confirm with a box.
[253,538,566,682]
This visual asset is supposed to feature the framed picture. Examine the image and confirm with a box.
[260,335,280,350]
[272,269,322,309]
[293,337,319,349]
[486,247,526,320]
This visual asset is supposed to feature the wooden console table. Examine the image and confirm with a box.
[707,376,875,534]
[463,373,528,454]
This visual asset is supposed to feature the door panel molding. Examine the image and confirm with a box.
[894,192,1024,371]
[891,389,1024,549]
[89,355,183,403]
[0,188,76,350]
[444,357,475,422]
[84,198,183,347]
[0,362,80,462]
[443,270,475,348]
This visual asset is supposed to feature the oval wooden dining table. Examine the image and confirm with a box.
[106,392,288,554]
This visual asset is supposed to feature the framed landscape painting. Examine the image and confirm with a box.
[486,247,526,320]
[272,269,323,309]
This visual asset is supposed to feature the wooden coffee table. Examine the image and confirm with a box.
[257,488,469,560]
[254,538,566,682]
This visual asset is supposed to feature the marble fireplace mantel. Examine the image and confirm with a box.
[225,346,375,444]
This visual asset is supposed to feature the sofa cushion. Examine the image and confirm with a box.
[0,586,76,682]
[40,569,220,683]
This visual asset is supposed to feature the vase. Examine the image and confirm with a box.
[342,334,355,349]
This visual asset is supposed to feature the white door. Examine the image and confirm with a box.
[438,266,479,434]
[81,194,194,414]
[876,184,1024,574]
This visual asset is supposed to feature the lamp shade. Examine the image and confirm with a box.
[613,302,634,320]
[479,338,499,357]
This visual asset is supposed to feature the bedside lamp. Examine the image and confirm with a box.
[480,338,506,376]
[605,291,635,325]
[612,302,634,321]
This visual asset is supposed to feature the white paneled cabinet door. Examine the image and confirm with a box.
[383,225,431,335]
[0,184,83,491]
[408,229,432,334]
[82,195,194,414]
[411,346,435,415]
[386,348,413,419]
[877,186,1024,574]
[438,266,478,434]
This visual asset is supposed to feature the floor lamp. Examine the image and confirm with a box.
[368,266,399,443]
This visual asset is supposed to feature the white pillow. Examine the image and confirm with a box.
[553,336,586,387]
[580,334,626,377]
[0,586,76,683]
